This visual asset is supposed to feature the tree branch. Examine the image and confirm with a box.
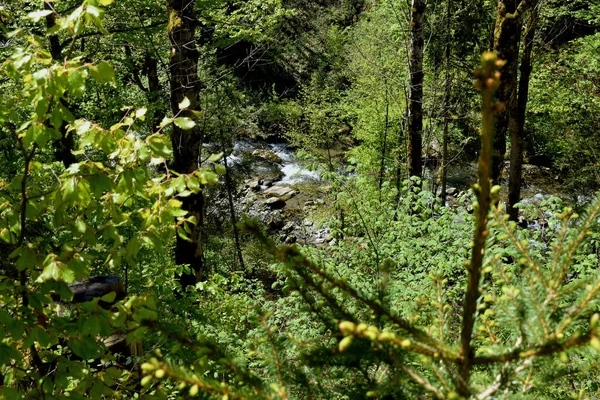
[59,21,167,51]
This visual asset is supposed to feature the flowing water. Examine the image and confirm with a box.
[225,139,321,185]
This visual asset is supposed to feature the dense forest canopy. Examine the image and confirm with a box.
[1,0,600,398]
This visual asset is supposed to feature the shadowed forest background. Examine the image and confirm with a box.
[1,0,600,398]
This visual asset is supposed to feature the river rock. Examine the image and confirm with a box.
[69,276,125,305]
[264,186,297,201]
[446,187,457,196]
[267,214,285,230]
[284,235,297,244]
[248,180,261,191]
[282,221,295,232]
[265,197,286,209]
[252,149,282,164]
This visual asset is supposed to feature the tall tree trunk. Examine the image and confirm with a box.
[145,52,166,131]
[492,0,526,184]
[167,0,204,289]
[508,2,539,221]
[45,5,77,168]
[407,0,426,181]
[440,0,452,202]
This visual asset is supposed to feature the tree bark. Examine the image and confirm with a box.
[492,0,525,184]
[440,0,452,202]
[407,0,426,181]
[45,4,77,168]
[167,0,204,289]
[508,2,539,221]
[144,52,166,131]
[379,86,389,192]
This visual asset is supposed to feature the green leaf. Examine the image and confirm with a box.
[90,61,115,85]
[50,107,63,129]
[86,5,103,18]
[35,97,50,117]
[0,387,21,400]
[98,0,114,4]
[100,291,117,303]
[68,337,102,359]
[173,117,195,130]
[207,152,224,162]
[177,227,192,242]
[16,247,36,272]
[158,116,172,129]
[83,316,101,336]
[135,107,147,119]
[34,125,51,147]
[38,261,60,282]
[198,170,218,185]
[62,177,77,202]
[0,228,14,244]
[35,327,54,347]
[0,343,21,365]
[189,110,203,119]
[27,10,52,22]
[147,135,173,158]
[68,70,86,98]
[178,97,190,110]
[215,164,226,175]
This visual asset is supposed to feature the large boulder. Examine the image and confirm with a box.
[252,149,282,164]
[69,275,125,306]
[263,185,297,201]
[267,213,285,230]
[265,197,286,209]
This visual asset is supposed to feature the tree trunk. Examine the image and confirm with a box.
[440,0,452,202]
[167,0,204,289]
[144,52,165,131]
[508,2,539,221]
[407,0,426,181]
[492,0,525,184]
[379,86,389,192]
[220,132,245,271]
[45,5,77,168]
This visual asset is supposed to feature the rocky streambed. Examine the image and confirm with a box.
[225,139,574,244]
[226,139,336,246]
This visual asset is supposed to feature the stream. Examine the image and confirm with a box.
[226,139,321,185]
[222,138,576,240]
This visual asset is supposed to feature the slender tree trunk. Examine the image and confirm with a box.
[407,0,426,181]
[167,0,204,289]
[440,0,452,202]
[492,0,527,184]
[379,86,389,192]
[220,133,245,271]
[394,90,409,219]
[508,2,539,221]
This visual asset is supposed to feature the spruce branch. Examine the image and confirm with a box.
[554,198,600,292]
[239,218,459,362]
[457,52,504,397]
[472,329,597,365]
